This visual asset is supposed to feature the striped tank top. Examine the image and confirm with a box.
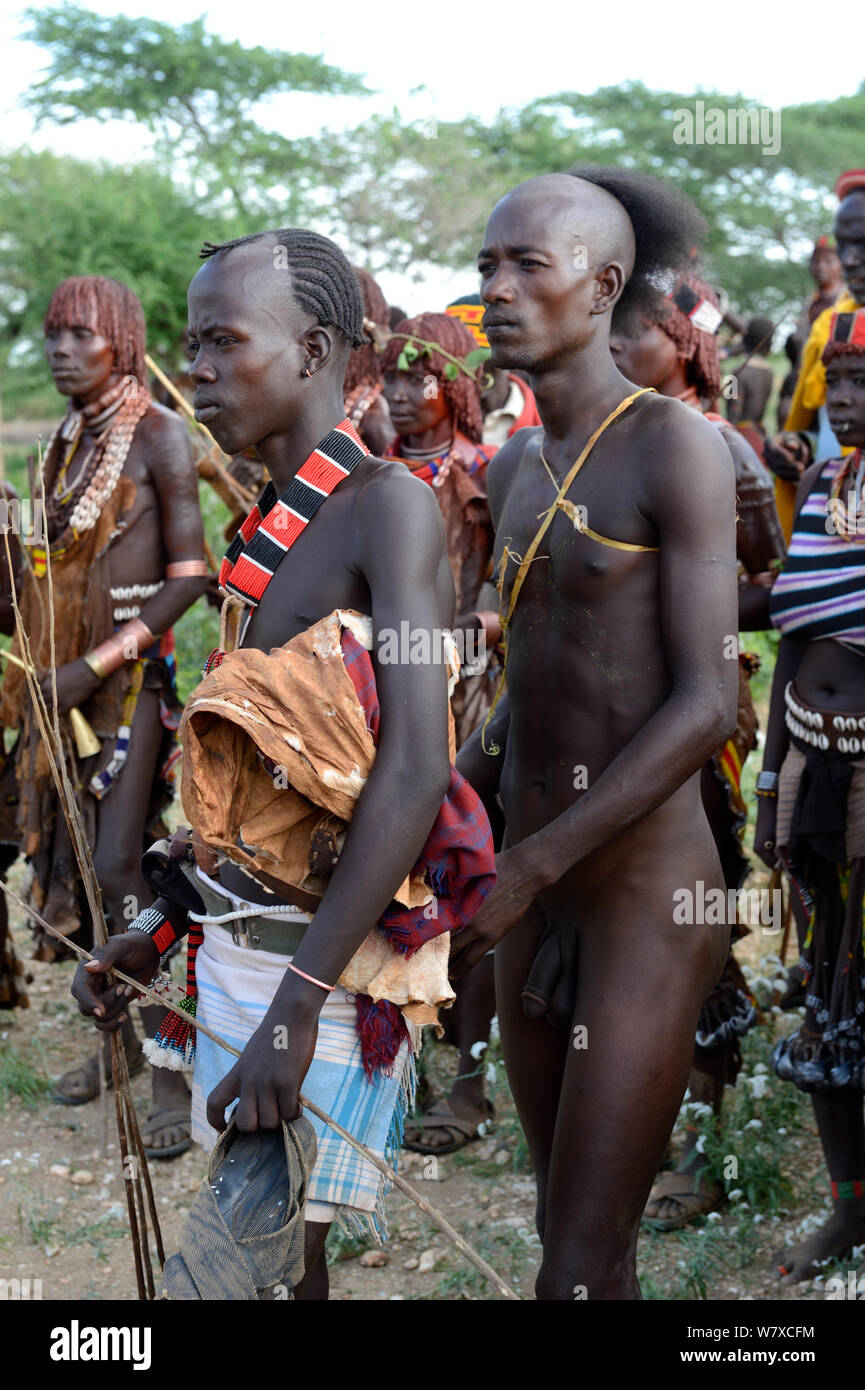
[770,456,865,649]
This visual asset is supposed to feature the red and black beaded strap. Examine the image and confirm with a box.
[219,418,369,607]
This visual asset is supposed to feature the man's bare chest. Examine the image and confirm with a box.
[239,503,370,651]
[494,452,656,613]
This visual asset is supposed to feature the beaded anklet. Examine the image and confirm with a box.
[831,1179,865,1200]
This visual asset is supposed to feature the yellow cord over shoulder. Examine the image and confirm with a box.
[480,388,653,753]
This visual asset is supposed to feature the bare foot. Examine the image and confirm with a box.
[776,1207,865,1284]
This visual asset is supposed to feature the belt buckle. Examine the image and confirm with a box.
[231,910,251,949]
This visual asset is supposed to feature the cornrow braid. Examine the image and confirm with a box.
[199,229,365,349]
[381,313,484,444]
[44,276,147,385]
[344,266,390,395]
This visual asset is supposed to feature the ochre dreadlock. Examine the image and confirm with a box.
[344,266,390,395]
[43,276,147,385]
[381,312,484,444]
[649,272,721,402]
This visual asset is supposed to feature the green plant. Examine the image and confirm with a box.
[0,1037,53,1109]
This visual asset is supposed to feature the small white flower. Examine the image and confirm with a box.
[747,1075,770,1099]
[777,1127,787,1136]
[753,1062,768,1075]
[744,1118,762,1130]
[707,1211,722,1221]
[469,1040,488,1060]
[753,1214,764,1224]
[485,1063,497,1084]
[695,1134,707,1154]
[688,1101,713,1120]
[728,1189,744,1201]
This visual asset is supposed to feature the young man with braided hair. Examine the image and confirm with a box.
[451,169,738,1299]
[72,229,495,1298]
[610,271,785,1229]
[0,274,208,1155]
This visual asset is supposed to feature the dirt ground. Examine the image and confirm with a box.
[0,885,858,1303]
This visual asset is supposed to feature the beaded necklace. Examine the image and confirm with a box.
[43,377,151,541]
[205,418,369,673]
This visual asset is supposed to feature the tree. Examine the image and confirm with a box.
[22,4,367,219]
[0,148,227,409]
[318,82,865,323]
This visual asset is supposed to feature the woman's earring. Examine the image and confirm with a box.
[302,365,313,378]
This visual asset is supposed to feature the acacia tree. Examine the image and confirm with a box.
[22,4,367,219]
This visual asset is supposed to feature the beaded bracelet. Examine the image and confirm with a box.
[126,904,181,959]
[831,1178,865,1200]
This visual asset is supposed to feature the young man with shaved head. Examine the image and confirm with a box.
[451,169,739,1299]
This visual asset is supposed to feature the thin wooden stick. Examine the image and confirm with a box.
[145,353,253,512]
[111,1037,146,1300]
[1,476,164,1292]
[0,878,519,1300]
[116,1039,166,1268]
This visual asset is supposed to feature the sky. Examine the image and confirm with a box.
[2,0,863,311]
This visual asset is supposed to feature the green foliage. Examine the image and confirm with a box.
[432,1222,533,1299]
[0,1037,52,1109]
[0,148,229,413]
[22,4,367,219]
[316,81,865,318]
[676,1027,804,1216]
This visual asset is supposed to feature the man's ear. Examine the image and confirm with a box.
[591,262,627,317]
[301,327,334,376]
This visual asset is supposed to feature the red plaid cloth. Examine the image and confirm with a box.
[341,628,496,954]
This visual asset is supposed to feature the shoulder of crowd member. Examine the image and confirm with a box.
[486,427,539,517]
[355,454,445,547]
[793,457,828,517]
[137,401,196,471]
[714,419,766,477]
[640,393,733,511]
